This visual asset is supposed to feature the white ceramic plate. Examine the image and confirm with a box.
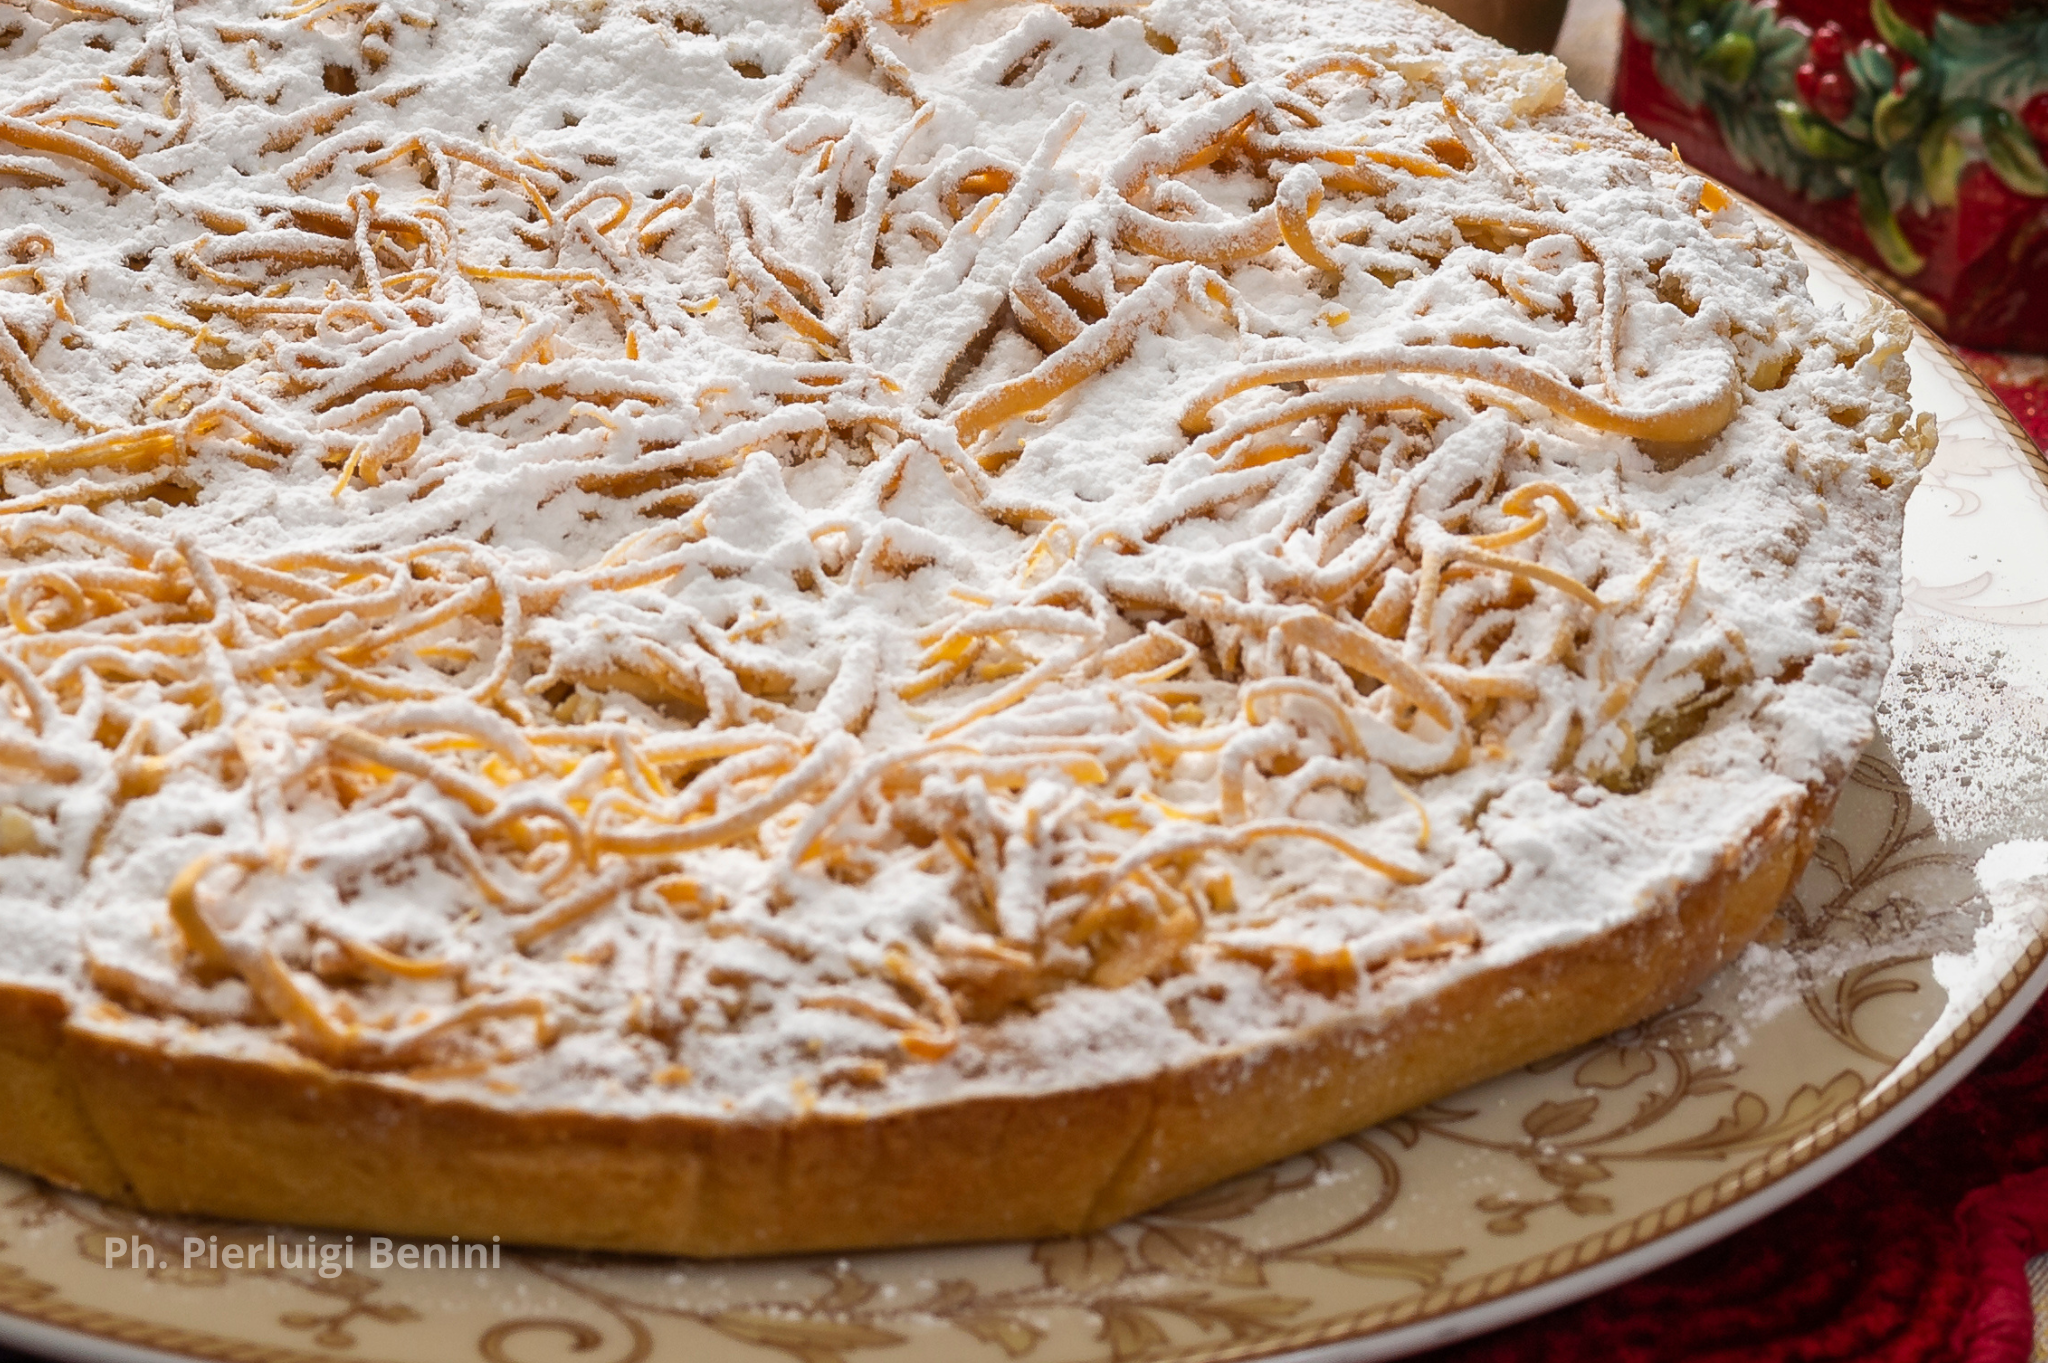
[5,235,2047,1363]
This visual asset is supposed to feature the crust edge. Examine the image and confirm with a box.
[0,784,1825,1257]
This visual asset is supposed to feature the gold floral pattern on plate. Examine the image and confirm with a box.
[4,239,2047,1363]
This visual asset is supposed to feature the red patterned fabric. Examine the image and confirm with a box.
[1958,1169,2048,1363]
[1610,2,2048,352]
[1956,350,2048,449]
[1420,994,2048,1363]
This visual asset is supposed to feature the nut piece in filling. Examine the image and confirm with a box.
[0,0,1926,1254]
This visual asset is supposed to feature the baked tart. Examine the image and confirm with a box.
[0,0,1928,1254]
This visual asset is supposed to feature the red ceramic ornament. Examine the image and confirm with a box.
[1614,0,2048,350]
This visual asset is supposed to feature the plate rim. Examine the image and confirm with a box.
[1178,210,2048,1363]
[1279,949,2048,1363]
[2,215,2045,1363]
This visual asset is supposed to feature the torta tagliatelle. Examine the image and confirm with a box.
[0,0,1927,1254]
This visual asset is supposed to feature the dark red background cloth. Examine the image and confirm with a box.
[1957,351,2048,451]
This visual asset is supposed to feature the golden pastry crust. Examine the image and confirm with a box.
[4,791,1812,1255]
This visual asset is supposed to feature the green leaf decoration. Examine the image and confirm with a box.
[1776,103,1869,162]
[1846,44,1896,97]
[1627,4,1674,47]
[1879,148,1920,213]
[1630,0,2048,273]
[1753,23,1802,73]
[1871,87,1929,150]
[1724,2,1767,40]
[1856,171,1927,275]
[1651,40,1709,109]
[1935,11,2048,104]
[1870,0,1932,64]
[1700,31,1758,86]
[1981,109,2048,197]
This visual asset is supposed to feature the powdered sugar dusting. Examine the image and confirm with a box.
[0,0,1918,1117]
